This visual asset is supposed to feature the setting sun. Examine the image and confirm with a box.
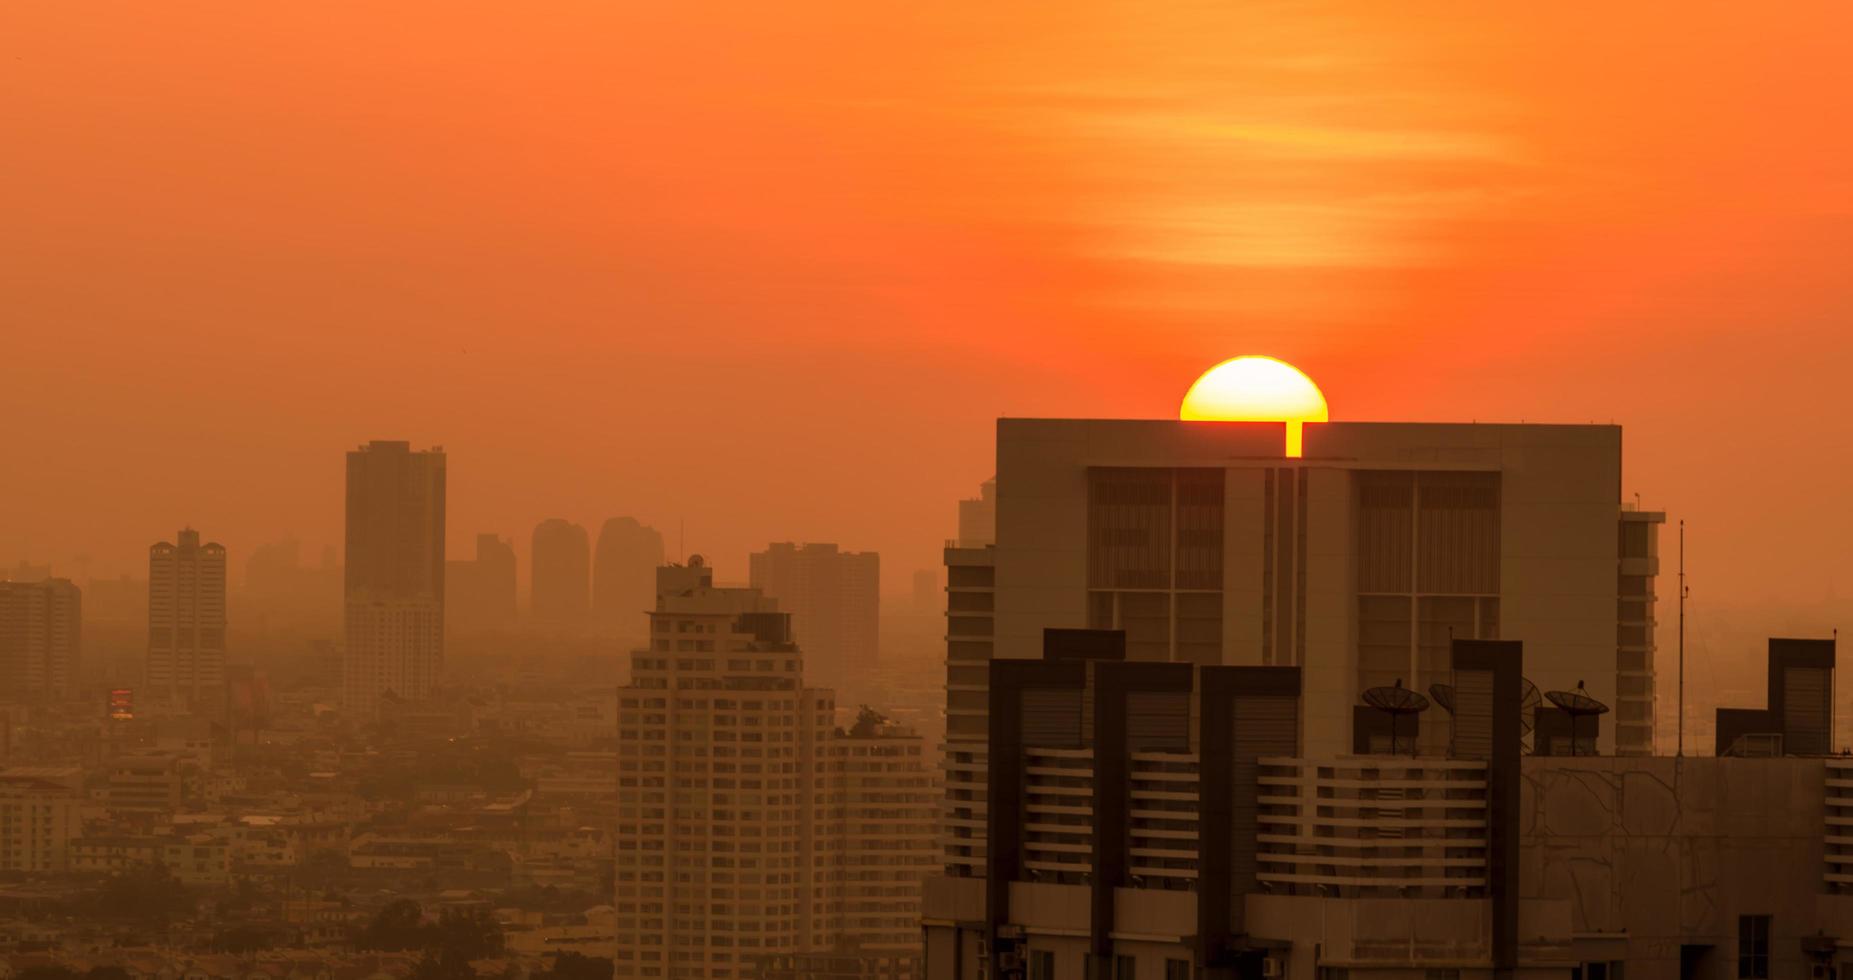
[1179,355,1329,457]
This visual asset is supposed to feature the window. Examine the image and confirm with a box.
[1165,959,1192,980]
[1115,955,1139,979]
[1087,467,1225,663]
[1028,950,1056,980]
[1739,915,1770,979]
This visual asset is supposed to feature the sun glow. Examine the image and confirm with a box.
[1179,356,1329,457]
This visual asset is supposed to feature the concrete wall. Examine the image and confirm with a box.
[1521,757,1826,980]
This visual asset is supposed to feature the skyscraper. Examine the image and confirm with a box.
[342,441,445,715]
[615,560,935,979]
[446,533,517,633]
[748,542,879,687]
[146,528,226,711]
[530,519,590,628]
[0,578,81,702]
[592,517,664,633]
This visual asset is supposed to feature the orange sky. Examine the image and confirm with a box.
[5,3,1853,617]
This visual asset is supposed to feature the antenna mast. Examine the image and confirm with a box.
[1677,519,1686,758]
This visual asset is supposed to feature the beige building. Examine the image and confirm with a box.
[616,560,934,980]
[826,717,938,961]
[985,418,1658,757]
[342,440,446,715]
[749,543,880,688]
[0,768,80,872]
[0,578,80,702]
[147,528,227,712]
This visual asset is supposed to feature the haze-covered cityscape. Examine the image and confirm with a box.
[12,3,1853,980]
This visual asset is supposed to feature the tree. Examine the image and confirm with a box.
[432,907,504,960]
[543,953,612,980]
[408,949,475,980]
[88,863,190,926]
[16,968,79,980]
[357,898,427,951]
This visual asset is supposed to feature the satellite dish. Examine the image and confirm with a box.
[1428,683,1457,715]
[1520,678,1542,735]
[688,554,706,568]
[1361,679,1430,756]
[1544,681,1609,757]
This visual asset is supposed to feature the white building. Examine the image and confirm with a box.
[615,559,934,980]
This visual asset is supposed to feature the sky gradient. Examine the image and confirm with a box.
[5,3,1853,625]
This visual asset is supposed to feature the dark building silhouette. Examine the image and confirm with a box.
[530,519,590,628]
[593,517,664,633]
[242,539,339,630]
[342,441,445,714]
[0,578,81,701]
[446,533,517,633]
[146,528,226,712]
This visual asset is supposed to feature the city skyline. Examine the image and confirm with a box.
[9,5,1853,617]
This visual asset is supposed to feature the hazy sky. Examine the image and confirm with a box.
[5,3,1853,611]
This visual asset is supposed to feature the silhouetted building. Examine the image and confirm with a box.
[1,561,53,583]
[446,533,517,633]
[530,519,590,628]
[592,517,664,633]
[0,578,81,701]
[342,441,445,715]
[242,538,340,630]
[146,528,226,712]
[749,542,879,685]
[957,478,996,548]
[1715,637,1837,756]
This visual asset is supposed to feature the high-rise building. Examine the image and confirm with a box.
[0,768,80,872]
[826,710,938,961]
[0,578,81,702]
[446,533,517,633]
[615,560,934,980]
[531,518,590,628]
[749,543,880,687]
[342,441,445,715]
[146,528,227,711]
[593,517,665,633]
[957,478,996,548]
[961,419,1658,757]
[933,416,1675,874]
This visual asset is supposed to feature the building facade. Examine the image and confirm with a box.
[923,631,1852,980]
[0,768,80,872]
[749,543,880,689]
[615,561,934,980]
[146,528,227,712]
[342,440,446,715]
[985,419,1659,758]
[531,518,591,629]
[446,532,518,633]
[0,578,80,702]
[595,517,666,634]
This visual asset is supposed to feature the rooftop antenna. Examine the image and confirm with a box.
[1546,681,1610,757]
[1678,519,1687,758]
[679,518,686,564]
[1361,678,1430,756]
